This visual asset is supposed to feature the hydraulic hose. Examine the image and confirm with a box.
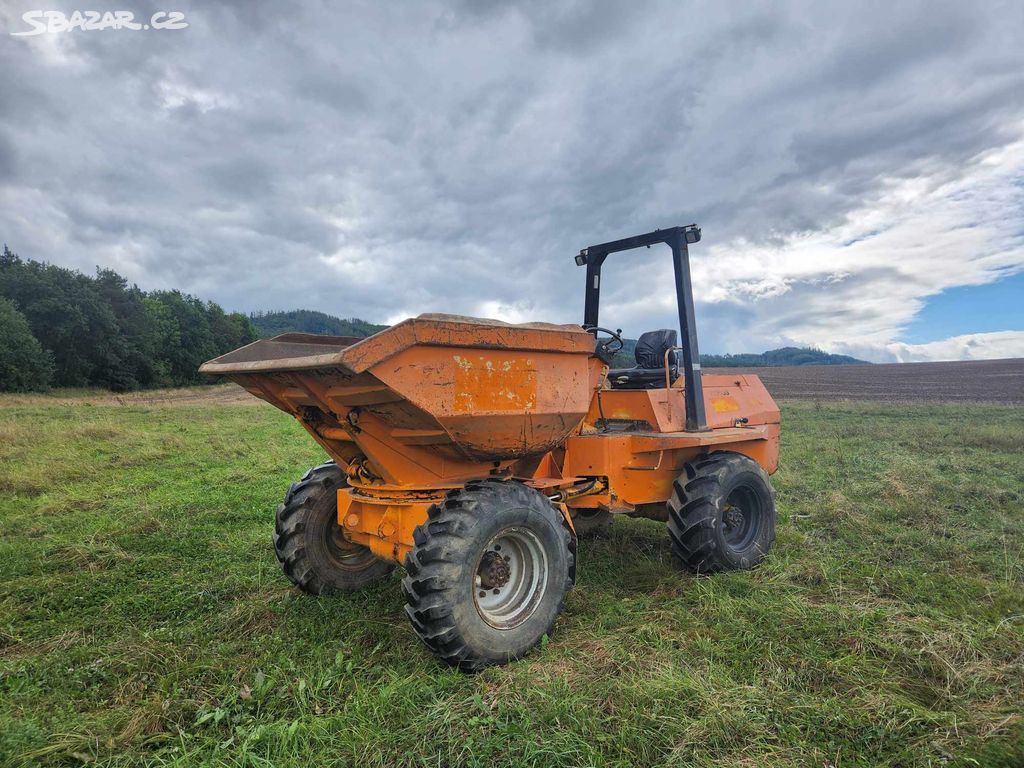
[548,478,607,502]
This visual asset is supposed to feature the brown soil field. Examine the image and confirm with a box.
[710,357,1024,403]
[0,383,258,408]
[2,358,1020,409]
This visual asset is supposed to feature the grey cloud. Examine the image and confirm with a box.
[0,129,17,180]
[0,0,1022,360]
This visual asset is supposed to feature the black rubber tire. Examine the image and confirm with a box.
[667,452,776,572]
[403,479,576,672]
[273,461,394,594]
[570,508,613,537]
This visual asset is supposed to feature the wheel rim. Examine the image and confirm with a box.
[324,521,377,571]
[722,485,761,549]
[473,527,548,629]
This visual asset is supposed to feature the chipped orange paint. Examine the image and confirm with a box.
[200,314,781,564]
[452,354,538,412]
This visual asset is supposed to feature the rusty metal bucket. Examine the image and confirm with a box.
[200,314,601,483]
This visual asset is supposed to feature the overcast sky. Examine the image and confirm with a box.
[1,1,1023,361]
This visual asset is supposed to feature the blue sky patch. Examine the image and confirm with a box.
[901,272,1024,344]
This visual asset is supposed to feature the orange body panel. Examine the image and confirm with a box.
[200,315,781,564]
[551,373,779,513]
[337,485,445,562]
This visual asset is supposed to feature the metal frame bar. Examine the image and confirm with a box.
[577,225,709,432]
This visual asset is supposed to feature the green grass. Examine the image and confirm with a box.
[1,391,1022,767]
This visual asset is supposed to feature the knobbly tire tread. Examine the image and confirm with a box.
[666,452,776,573]
[402,479,576,672]
[273,461,393,594]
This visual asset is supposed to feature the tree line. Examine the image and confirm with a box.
[610,339,867,369]
[701,347,867,367]
[0,245,257,392]
[248,309,387,339]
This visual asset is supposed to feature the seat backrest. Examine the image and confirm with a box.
[634,329,678,369]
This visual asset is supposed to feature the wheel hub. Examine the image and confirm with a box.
[325,520,377,570]
[478,550,511,589]
[721,485,761,549]
[723,505,744,530]
[473,528,549,630]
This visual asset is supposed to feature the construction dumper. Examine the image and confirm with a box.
[201,225,780,670]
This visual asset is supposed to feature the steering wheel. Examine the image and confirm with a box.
[585,326,624,365]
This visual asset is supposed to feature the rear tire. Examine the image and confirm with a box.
[570,508,613,537]
[403,479,576,671]
[273,461,394,594]
[667,452,776,572]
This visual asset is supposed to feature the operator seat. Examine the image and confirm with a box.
[608,329,678,389]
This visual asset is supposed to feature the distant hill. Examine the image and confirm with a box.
[611,341,868,369]
[703,347,869,367]
[250,310,387,339]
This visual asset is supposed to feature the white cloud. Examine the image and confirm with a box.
[865,331,1024,363]
[671,137,1024,354]
[157,79,237,113]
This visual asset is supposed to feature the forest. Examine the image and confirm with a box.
[0,246,257,392]
[611,338,867,369]
[249,309,386,339]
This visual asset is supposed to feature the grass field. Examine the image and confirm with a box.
[1,388,1022,767]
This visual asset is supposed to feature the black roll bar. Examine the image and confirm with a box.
[575,225,709,432]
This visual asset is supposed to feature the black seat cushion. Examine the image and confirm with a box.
[634,329,678,368]
[608,329,678,389]
[607,367,671,389]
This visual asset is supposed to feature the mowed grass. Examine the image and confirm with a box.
[1,390,1022,767]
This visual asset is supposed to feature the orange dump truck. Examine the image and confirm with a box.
[201,226,780,670]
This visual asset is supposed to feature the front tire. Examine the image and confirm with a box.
[273,461,394,594]
[403,479,575,671]
[667,452,776,572]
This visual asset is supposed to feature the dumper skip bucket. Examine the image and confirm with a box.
[200,314,602,475]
